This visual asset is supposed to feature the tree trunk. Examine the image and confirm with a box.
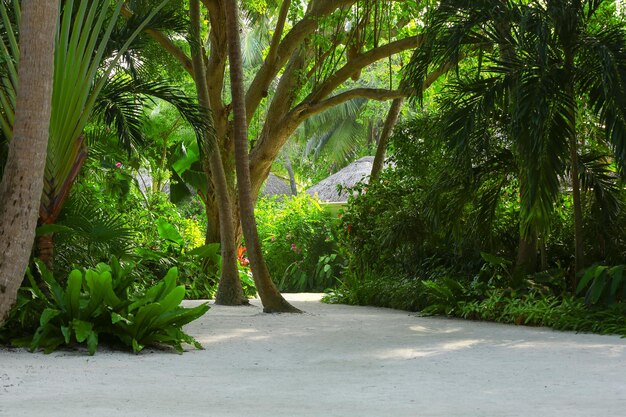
[224,0,300,313]
[0,0,59,323]
[515,233,537,277]
[36,234,55,271]
[190,0,246,305]
[565,47,585,278]
[204,192,221,244]
[370,98,403,181]
[283,153,297,196]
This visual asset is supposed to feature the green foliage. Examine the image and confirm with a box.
[48,193,137,272]
[2,258,208,355]
[325,272,626,337]
[256,194,344,292]
[577,264,626,307]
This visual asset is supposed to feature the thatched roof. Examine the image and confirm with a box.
[306,156,373,203]
[260,173,293,198]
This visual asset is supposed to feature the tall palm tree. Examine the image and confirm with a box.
[189,0,245,306]
[0,0,59,323]
[224,0,300,313]
[406,0,626,275]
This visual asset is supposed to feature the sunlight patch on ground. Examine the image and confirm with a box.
[373,339,483,360]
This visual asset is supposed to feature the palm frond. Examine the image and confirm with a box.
[404,0,515,101]
[577,150,623,224]
[578,25,626,173]
[54,194,137,272]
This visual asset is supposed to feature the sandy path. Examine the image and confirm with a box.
[1,293,625,417]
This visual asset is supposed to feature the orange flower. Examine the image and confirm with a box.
[237,246,250,266]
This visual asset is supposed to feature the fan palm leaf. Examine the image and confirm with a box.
[42,0,169,224]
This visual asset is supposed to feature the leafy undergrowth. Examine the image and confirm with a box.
[323,275,626,337]
[0,258,209,355]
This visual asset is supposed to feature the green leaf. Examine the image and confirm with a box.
[577,265,605,294]
[590,274,608,305]
[172,144,199,175]
[158,286,186,312]
[609,265,625,298]
[156,219,184,245]
[480,252,511,267]
[61,325,71,344]
[87,331,98,356]
[72,319,93,343]
[65,269,83,319]
[132,338,144,354]
[111,312,131,325]
[186,243,220,258]
[35,224,75,236]
[39,308,61,327]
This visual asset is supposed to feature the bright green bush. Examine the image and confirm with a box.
[1,258,209,355]
[256,194,344,292]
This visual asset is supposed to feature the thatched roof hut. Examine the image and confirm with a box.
[260,173,293,199]
[306,156,373,203]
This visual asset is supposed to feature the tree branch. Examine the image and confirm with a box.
[301,88,405,120]
[266,0,291,65]
[307,35,423,103]
[245,0,357,121]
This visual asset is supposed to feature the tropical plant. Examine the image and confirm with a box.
[577,264,626,307]
[3,258,208,354]
[406,0,626,274]
[0,0,210,269]
[256,194,342,292]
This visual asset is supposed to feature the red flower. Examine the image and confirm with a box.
[237,246,250,266]
[347,223,353,233]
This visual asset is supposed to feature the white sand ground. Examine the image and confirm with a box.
[1,293,626,417]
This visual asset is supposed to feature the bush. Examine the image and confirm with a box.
[256,194,344,292]
[1,258,209,355]
[324,272,626,337]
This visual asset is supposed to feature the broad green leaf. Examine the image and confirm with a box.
[609,265,625,297]
[187,243,220,258]
[65,270,83,318]
[39,308,61,327]
[480,252,511,267]
[156,219,184,245]
[72,320,93,343]
[61,325,71,344]
[87,331,98,356]
[590,275,608,305]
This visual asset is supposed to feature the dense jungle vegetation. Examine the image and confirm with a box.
[1,0,626,354]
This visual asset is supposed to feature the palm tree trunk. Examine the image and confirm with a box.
[189,0,246,305]
[565,46,585,278]
[224,0,300,313]
[569,133,585,275]
[0,0,59,323]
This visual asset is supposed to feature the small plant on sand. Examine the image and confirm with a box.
[2,258,208,355]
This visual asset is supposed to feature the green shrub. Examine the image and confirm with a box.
[325,274,626,337]
[577,264,626,307]
[1,258,208,355]
[256,194,343,292]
